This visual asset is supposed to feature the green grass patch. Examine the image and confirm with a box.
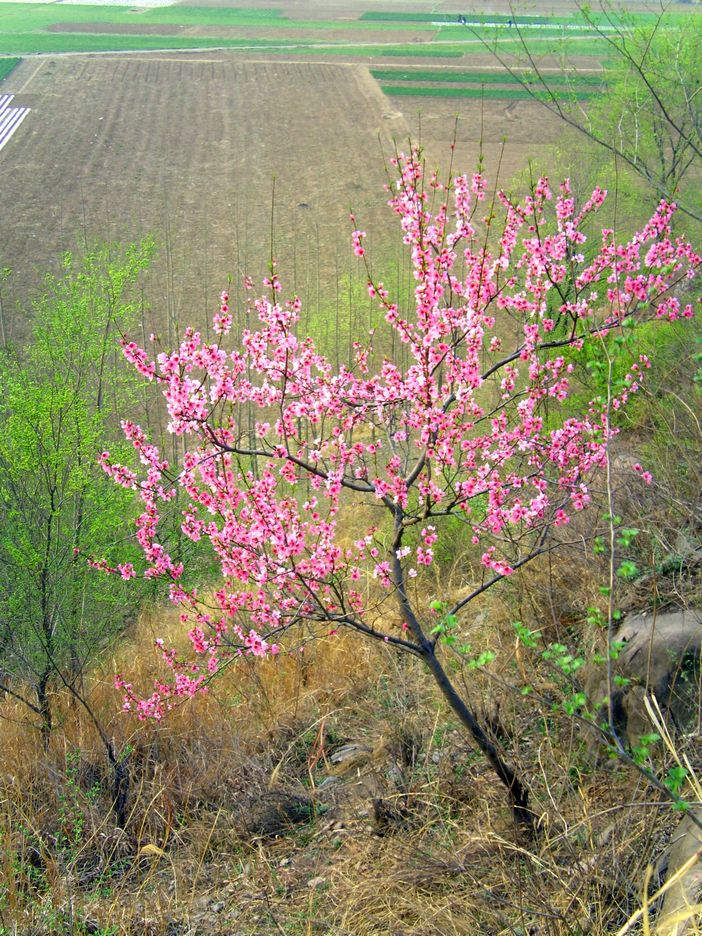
[380,84,595,101]
[0,58,22,82]
[370,68,604,86]
[0,33,306,56]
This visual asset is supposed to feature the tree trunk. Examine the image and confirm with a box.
[420,642,533,828]
[36,668,52,751]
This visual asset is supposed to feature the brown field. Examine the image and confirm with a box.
[0,1,568,344]
[0,55,410,341]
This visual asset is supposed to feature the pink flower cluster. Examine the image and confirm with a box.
[101,147,698,718]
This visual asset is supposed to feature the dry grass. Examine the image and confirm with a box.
[1,516,702,934]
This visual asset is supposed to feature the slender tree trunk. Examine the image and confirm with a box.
[36,668,52,751]
[391,522,532,827]
[108,741,130,829]
[420,643,533,827]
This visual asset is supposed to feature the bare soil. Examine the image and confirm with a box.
[0,55,409,342]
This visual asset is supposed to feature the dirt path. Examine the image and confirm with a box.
[16,57,47,92]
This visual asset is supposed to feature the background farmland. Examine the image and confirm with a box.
[0,0,649,343]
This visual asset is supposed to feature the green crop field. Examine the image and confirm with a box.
[0,2,697,59]
[0,1,444,56]
[360,9,694,28]
[0,2,434,45]
[0,58,22,82]
[0,1,623,58]
[0,3,453,35]
[0,5,286,29]
[0,34,464,57]
[362,12,561,24]
[380,84,595,101]
[471,38,611,57]
[0,34,310,56]
[309,45,463,58]
[370,68,604,86]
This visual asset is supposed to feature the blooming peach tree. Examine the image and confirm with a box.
[101,149,699,821]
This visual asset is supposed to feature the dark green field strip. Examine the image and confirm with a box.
[0,58,22,82]
[380,84,595,101]
[370,68,604,86]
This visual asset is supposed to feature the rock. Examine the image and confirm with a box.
[656,808,702,935]
[326,742,376,777]
[329,743,372,765]
[584,608,702,748]
[236,790,314,840]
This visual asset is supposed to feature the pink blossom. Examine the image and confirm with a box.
[102,145,697,720]
[633,463,654,485]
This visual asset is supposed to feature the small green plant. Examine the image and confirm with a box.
[56,751,100,859]
[513,620,541,648]
[541,643,585,677]
[664,764,689,797]
[631,732,661,764]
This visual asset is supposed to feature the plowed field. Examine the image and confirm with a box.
[0,55,412,340]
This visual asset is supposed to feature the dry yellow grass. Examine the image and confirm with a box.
[1,528,701,935]
[1,358,699,924]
